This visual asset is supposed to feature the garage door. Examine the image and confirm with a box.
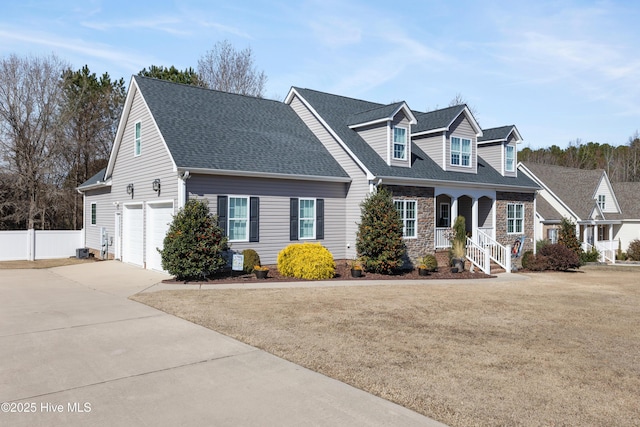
[122,204,144,267]
[146,202,174,272]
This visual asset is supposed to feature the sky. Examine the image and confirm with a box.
[1,0,639,150]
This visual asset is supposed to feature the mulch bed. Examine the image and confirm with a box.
[161,259,494,285]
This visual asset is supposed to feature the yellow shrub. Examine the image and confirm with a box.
[277,242,335,280]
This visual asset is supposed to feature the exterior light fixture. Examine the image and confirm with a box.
[152,178,161,193]
[126,183,134,197]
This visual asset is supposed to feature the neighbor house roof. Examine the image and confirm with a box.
[127,76,350,181]
[535,196,562,222]
[521,162,604,220]
[291,88,538,190]
[612,182,640,219]
[77,168,109,190]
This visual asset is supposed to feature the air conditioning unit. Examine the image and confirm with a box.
[76,248,89,259]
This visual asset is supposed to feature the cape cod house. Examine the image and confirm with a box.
[78,76,539,273]
[518,162,640,262]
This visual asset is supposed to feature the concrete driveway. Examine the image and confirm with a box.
[0,261,444,426]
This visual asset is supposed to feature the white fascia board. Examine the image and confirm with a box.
[412,127,448,138]
[348,117,389,129]
[285,88,375,180]
[447,106,483,137]
[177,167,352,183]
[394,102,417,124]
[478,138,506,145]
[377,175,537,192]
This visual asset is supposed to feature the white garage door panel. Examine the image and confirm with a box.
[123,205,144,267]
[147,202,174,272]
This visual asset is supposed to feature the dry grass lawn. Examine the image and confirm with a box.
[0,257,96,269]
[132,266,640,426]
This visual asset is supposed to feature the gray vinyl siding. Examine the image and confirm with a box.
[357,123,387,163]
[390,113,411,168]
[478,196,493,228]
[478,142,502,174]
[83,187,115,254]
[110,89,179,264]
[289,95,370,260]
[187,174,347,264]
[413,133,444,169]
[446,114,477,174]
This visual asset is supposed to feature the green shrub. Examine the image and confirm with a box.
[521,250,534,269]
[627,239,640,261]
[580,246,600,264]
[242,249,261,273]
[617,251,628,261]
[539,243,580,271]
[418,254,438,271]
[558,218,582,259]
[277,242,335,280]
[536,239,549,253]
[159,199,228,281]
[527,254,550,271]
[355,188,406,274]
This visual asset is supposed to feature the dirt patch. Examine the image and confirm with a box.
[133,266,640,426]
[161,259,492,284]
[0,257,97,269]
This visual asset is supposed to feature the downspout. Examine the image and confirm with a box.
[369,178,382,194]
[178,171,191,208]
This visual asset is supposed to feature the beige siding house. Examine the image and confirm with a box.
[79,77,539,274]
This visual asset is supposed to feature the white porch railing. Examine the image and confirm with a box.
[596,240,616,264]
[476,229,511,273]
[466,237,491,274]
[478,227,495,240]
[435,227,451,249]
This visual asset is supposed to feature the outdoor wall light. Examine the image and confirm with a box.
[152,178,161,193]
[126,183,134,197]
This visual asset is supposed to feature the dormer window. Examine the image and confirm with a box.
[597,194,605,210]
[505,145,515,172]
[393,126,407,160]
[451,136,471,166]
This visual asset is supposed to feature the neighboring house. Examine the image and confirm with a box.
[518,162,640,261]
[78,76,539,273]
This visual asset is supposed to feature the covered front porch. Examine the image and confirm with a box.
[579,221,620,263]
[434,191,495,249]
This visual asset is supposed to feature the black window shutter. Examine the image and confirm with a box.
[217,196,228,236]
[249,197,259,242]
[316,199,324,240]
[290,198,298,241]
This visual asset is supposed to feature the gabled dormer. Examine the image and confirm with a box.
[347,102,417,168]
[593,171,621,215]
[411,104,482,174]
[477,125,522,177]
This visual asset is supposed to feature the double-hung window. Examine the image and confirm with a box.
[228,197,249,241]
[289,198,324,240]
[393,127,407,160]
[507,203,524,234]
[299,199,316,239]
[505,145,515,172]
[597,194,605,210]
[90,203,97,226]
[451,136,471,166]
[134,122,141,156]
[394,199,417,238]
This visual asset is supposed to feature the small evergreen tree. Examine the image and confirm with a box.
[558,217,582,259]
[159,199,228,281]
[355,188,406,274]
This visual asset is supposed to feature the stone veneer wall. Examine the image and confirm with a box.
[495,191,535,254]
[384,185,435,265]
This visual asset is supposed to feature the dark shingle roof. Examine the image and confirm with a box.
[294,88,538,189]
[536,196,562,221]
[479,126,516,143]
[413,105,467,134]
[134,76,348,179]
[77,168,107,189]
[522,162,603,219]
[346,102,405,127]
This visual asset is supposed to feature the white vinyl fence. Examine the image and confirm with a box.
[0,230,84,261]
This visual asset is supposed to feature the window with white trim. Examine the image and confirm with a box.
[228,197,249,241]
[505,145,515,172]
[299,199,316,239]
[393,126,407,160]
[507,203,524,234]
[394,199,417,238]
[90,202,97,226]
[451,136,471,166]
[547,228,558,244]
[597,194,605,210]
[438,202,450,227]
[134,122,141,156]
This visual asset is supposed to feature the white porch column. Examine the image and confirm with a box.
[472,197,478,242]
[451,197,458,222]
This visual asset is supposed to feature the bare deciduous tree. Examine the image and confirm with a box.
[0,53,69,229]
[197,40,267,97]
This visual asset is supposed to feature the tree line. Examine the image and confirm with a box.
[518,134,640,182]
[0,41,267,230]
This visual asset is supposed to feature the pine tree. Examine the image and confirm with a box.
[355,188,406,274]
